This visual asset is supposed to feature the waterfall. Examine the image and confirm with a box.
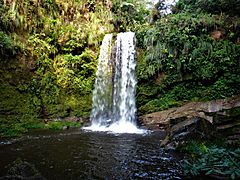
[112,32,137,124]
[84,32,145,134]
[91,34,112,126]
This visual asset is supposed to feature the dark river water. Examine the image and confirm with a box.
[0,129,183,179]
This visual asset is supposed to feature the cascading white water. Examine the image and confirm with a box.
[111,32,138,129]
[84,32,145,134]
[90,34,112,126]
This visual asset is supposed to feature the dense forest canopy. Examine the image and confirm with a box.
[0,0,240,136]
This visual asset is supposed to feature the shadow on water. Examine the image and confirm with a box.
[0,129,183,179]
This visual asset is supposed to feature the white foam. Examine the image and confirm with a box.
[83,121,148,134]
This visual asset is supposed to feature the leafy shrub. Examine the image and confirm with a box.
[0,31,16,58]
[180,141,240,179]
[175,0,240,16]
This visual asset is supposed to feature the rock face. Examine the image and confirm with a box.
[140,96,240,147]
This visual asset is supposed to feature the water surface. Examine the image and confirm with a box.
[0,129,183,179]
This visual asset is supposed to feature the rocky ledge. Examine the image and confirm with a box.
[140,95,240,148]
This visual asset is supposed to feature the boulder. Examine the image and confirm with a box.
[140,95,240,147]
[161,117,214,148]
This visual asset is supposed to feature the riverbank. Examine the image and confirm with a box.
[0,117,84,137]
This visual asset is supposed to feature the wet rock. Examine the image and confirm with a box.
[139,109,175,130]
[140,95,240,147]
[161,117,214,148]
[62,125,69,130]
[0,159,46,180]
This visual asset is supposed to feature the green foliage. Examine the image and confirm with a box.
[140,12,240,80]
[45,93,92,118]
[139,96,181,114]
[0,31,16,58]
[136,10,240,114]
[0,0,117,136]
[111,0,150,31]
[180,141,240,179]
[0,81,83,137]
[53,51,96,92]
[0,83,38,137]
[45,121,81,130]
[1,0,240,137]
[175,0,240,16]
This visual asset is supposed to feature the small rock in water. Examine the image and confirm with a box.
[62,126,69,130]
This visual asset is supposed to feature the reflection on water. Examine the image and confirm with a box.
[0,129,183,179]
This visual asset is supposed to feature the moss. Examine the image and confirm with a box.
[44,93,92,119]
[0,82,38,137]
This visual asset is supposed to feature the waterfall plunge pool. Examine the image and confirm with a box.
[0,33,183,179]
[0,129,183,179]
